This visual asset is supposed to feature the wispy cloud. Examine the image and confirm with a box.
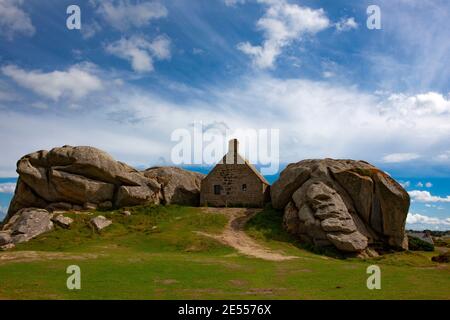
[365,0,450,93]
[400,181,411,188]
[0,0,35,39]
[81,21,102,39]
[407,212,450,226]
[0,205,7,220]
[1,72,449,173]
[0,0,449,185]
[425,204,444,210]
[409,190,450,203]
[0,82,18,102]
[93,0,167,30]
[0,182,15,193]
[382,153,421,163]
[435,151,450,162]
[105,35,171,73]
[382,92,450,116]
[224,0,246,6]
[335,17,358,32]
[237,0,330,69]
[416,181,433,188]
[1,64,103,101]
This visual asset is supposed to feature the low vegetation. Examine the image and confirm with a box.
[408,236,435,252]
[0,205,449,299]
[433,237,450,249]
[432,252,450,263]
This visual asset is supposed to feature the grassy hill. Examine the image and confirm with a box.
[0,205,449,299]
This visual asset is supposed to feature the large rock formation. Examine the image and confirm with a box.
[5,146,160,221]
[272,159,409,255]
[143,167,204,206]
[5,146,203,224]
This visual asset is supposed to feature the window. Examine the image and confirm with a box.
[214,185,221,195]
[242,184,247,191]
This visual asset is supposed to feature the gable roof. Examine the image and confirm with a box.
[207,139,270,185]
[243,159,270,185]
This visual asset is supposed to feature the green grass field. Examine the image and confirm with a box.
[0,205,449,300]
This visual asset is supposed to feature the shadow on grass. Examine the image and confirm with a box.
[245,204,344,259]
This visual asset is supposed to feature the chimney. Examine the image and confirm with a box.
[227,139,239,164]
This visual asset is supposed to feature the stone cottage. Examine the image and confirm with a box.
[200,139,270,207]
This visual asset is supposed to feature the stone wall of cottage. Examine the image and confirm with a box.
[200,163,269,207]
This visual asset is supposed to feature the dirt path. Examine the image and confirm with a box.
[0,251,101,265]
[197,208,297,261]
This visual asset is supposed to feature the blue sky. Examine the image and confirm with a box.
[0,0,449,229]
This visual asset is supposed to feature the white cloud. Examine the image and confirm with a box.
[400,181,410,188]
[415,182,433,188]
[425,204,444,210]
[0,0,35,39]
[407,213,450,226]
[335,17,358,32]
[81,21,102,39]
[95,0,167,30]
[224,0,246,6]
[106,35,171,73]
[408,190,450,203]
[0,206,7,220]
[435,150,450,161]
[382,153,420,163]
[1,64,103,101]
[148,36,172,59]
[31,102,49,110]
[366,1,450,93]
[322,71,335,78]
[237,0,330,69]
[1,74,450,177]
[383,92,450,116]
[192,48,204,55]
[0,182,15,193]
[0,88,17,102]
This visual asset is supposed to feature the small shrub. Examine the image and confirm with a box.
[408,236,434,252]
[432,252,450,263]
